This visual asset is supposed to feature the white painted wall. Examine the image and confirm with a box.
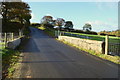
[7,38,21,49]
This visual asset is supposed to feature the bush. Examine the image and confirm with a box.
[108,34,116,37]
[100,33,107,36]
[70,29,97,35]
[31,23,41,27]
[72,29,84,33]
[2,22,23,32]
[84,31,98,35]
[44,24,54,28]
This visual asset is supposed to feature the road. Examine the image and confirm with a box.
[20,27,118,78]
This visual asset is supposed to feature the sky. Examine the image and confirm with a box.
[25,1,118,32]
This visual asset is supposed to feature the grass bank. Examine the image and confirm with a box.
[1,48,20,78]
[37,26,120,43]
[63,31,120,43]
[34,27,120,64]
[37,26,56,37]
[1,27,31,79]
[58,39,120,64]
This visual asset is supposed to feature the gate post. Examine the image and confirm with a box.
[11,33,14,41]
[5,33,7,48]
[105,35,109,55]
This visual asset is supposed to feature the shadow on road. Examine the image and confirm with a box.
[20,60,75,63]
[23,38,41,53]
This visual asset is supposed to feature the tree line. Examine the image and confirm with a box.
[31,15,97,35]
[40,16,74,31]
[31,15,93,32]
[1,2,31,33]
[98,29,120,37]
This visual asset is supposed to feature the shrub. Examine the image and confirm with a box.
[2,22,23,32]
[100,33,107,36]
[72,29,84,33]
[84,31,98,35]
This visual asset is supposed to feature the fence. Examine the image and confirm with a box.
[55,31,91,39]
[0,30,23,48]
[108,43,120,56]
[105,35,120,56]
[56,31,120,56]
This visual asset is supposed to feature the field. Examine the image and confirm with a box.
[62,31,120,44]
[35,26,120,44]
[40,27,120,56]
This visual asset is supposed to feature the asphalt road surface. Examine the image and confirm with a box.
[20,27,118,78]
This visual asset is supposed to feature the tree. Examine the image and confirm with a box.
[41,16,53,24]
[2,2,31,32]
[41,16,53,28]
[83,23,92,31]
[55,18,65,30]
[64,21,73,30]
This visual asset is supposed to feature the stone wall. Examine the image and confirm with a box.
[58,36,104,54]
[7,38,21,49]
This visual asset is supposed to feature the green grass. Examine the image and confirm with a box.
[34,27,120,43]
[44,28,55,37]
[63,31,120,43]
[33,27,120,64]
[36,26,56,37]
[38,26,46,30]
[1,48,20,78]
[62,32,120,55]
[58,39,120,64]
[0,42,5,49]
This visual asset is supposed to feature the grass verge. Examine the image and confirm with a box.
[33,27,120,64]
[1,27,31,79]
[37,26,56,37]
[1,48,20,79]
[57,39,120,64]
[63,31,120,43]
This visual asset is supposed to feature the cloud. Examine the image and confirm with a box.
[45,14,52,16]
[86,20,118,31]
[31,13,35,19]
[30,13,38,23]
[86,20,116,27]
[95,2,118,10]
[87,21,107,25]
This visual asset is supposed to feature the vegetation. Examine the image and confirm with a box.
[98,29,120,37]
[83,23,92,31]
[40,15,70,31]
[55,18,65,30]
[1,1,31,79]
[1,48,20,78]
[31,23,41,27]
[58,39,120,64]
[35,26,55,37]
[41,16,54,28]
[62,31,120,43]
[64,21,74,31]
[33,24,119,44]
[32,21,120,65]
[38,26,46,30]
[71,29,97,35]
[1,2,31,32]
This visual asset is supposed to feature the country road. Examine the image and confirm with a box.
[19,27,118,78]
